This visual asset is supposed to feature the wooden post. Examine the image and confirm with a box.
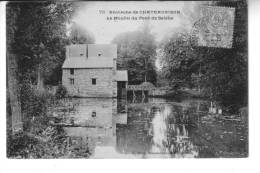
[141,90,145,103]
[126,82,128,100]
[142,90,146,103]
[132,90,136,103]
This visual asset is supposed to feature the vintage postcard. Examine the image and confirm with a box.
[6,0,248,159]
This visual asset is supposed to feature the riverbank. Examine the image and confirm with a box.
[7,126,92,158]
[7,86,92,158]
[7,91,248,158]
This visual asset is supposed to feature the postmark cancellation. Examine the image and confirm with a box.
[191,6,235,48]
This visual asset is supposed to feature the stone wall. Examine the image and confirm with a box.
[62,68,117,97]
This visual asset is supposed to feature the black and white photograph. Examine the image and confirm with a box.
[5,0,249,160]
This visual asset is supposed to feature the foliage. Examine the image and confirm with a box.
[7,2,75,86]
[68,22,95,44]
[7,132,39,158]
[112,24,157,85]
[160,31,199,88]
[19,78,53,131]
[6,2,94,157]
[7,127,92,158]
[55,84,68,99]
[160,0,248,110]
[7,79,91,158]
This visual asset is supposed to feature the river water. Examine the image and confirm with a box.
[52,97,248,158]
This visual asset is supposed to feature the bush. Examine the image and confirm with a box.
[55,85,67,99]
[18,78,55,133]
[7,127,92,158]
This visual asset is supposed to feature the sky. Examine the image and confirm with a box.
[72,1,203,44]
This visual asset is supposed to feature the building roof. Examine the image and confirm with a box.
[88,44,117,58]
[140,82,155,89]
[116,70,128,81]
[62,57,114,68]
[63,44,117,69]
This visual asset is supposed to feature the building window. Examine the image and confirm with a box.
[70,68,74,75]
[92,78,96,85]
[92,111,96,117]
[70,78,74,85]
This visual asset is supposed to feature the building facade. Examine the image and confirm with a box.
[62,44,127,97]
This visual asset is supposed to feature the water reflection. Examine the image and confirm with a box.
[56,99,126,158]
[53,97,247,158]
[116,98,200,158]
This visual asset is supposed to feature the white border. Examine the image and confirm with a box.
[0,1,260,173]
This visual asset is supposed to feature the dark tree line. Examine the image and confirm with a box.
[159,0,247,110]
[112,24,157,85]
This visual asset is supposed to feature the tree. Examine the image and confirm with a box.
[160,31,199,89]
[6,4,23,134]
[160,0,247,110]
[69,22,95,44]
[112,24,157,85]
[11,2,75,88]
[197,0,248,109]
[6,2,76,133]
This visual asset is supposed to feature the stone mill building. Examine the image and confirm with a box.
[62,44,128,97]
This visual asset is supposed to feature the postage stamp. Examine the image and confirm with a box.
[191,6,235,48]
